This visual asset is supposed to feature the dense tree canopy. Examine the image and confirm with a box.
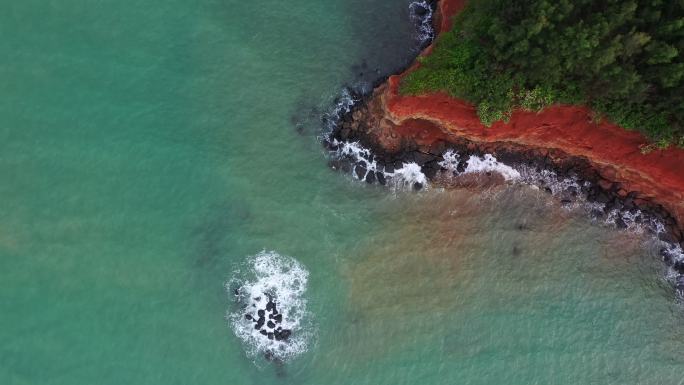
[402,0,684,146]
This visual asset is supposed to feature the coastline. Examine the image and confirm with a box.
[326,0,684,269]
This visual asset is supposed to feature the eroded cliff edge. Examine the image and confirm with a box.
[328,0,684,253]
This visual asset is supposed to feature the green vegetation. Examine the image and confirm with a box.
[401,0,684,146]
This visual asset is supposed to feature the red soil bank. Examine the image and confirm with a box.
[379,0,684,231]
[435,0,466,32]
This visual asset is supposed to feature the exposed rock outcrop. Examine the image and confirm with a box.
[328,0,684,248]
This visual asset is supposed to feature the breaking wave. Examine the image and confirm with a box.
[227,251,312,363]
[409,1,435,47]
[439,149,521,181]
[331,139,427,190]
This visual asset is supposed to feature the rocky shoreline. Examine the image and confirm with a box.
[323,0,684,290]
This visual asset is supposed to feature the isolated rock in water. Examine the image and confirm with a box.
[274,314,283,323]
[230,251,310,361]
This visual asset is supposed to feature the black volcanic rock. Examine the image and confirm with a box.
[365,171,376,184]
[414,152,436,166]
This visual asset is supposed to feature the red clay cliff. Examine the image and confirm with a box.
[371,0,684,237]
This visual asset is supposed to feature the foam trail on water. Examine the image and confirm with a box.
[227,251,312,363]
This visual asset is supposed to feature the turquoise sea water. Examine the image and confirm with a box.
[2,1,684,384]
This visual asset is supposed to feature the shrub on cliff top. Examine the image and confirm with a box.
[401,0,684,146]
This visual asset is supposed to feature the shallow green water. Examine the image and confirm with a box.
[2,1,683,384]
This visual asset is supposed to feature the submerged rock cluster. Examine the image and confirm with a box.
[244,293,292,342]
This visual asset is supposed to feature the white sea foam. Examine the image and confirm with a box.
[330,139,428,190]
[439,150,521,181]
[465,154,521,181]
[518,166,582,196]
[334,145,522,189]
[662,244,684,287]
[409,1,435,46]
[438,149,460,170]
[517,167,665,235]
[321,89,358,139]
[337,140,378,177]
[390,162,428,188]
[227,251,312,362]
[329,89,355,120]
[438,151,677,249]
[604,208,652,232]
